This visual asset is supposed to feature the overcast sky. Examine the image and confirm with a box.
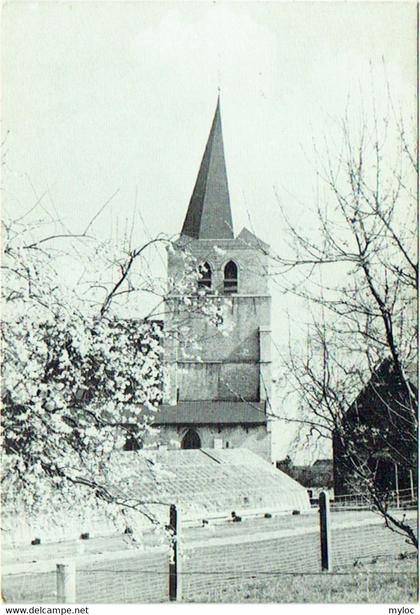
[2,1,417,461]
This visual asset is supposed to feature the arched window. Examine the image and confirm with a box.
[224,260,238,294]
[181,429,201,449]
[198,262,212,290]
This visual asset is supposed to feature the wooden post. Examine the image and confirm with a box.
[409,469,415,502]
[319,491,332,572]
[169,504,182,601]
[394,463,400,508]
[56,561,76,603]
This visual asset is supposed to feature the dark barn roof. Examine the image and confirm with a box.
[346,357,417,425]
[332,357,418,496]
[153,400,267,425]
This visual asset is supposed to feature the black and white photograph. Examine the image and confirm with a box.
[1,0,418,608]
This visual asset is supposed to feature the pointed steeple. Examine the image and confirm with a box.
[181,97,234,239]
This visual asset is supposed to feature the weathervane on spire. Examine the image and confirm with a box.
[217,51,222,98]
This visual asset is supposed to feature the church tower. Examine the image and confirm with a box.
[153,98,272,461]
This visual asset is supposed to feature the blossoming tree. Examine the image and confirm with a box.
[1,216,222,536]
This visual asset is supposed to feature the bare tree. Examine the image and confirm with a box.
[272,106,417,547]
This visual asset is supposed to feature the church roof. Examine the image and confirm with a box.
[237,227,270,252]
[181,97,234,240]
[153,400,267,425]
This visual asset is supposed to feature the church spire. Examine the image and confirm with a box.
[181,97,234,239]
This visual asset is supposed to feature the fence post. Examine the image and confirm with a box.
[394,464,400,508]
[169,504,182,601]
[409,469,415,502]
[56,561,76,603]
[319,491,332,572]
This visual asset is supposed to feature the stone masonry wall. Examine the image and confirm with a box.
[157,424,272,462]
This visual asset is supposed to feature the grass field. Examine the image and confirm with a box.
[191,556,418,603]
[3,509,418,603]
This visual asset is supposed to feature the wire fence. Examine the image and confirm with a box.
[2,549,170,604]
[180,508,417,602]
[76,549,169,603]
[2,496,418,604]
[2,570,57,603]
[331,487,417,510]
[181,524,321,601]
[331,515,417,569]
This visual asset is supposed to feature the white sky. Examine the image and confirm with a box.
[2,0,417,462]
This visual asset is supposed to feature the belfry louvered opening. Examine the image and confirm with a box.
[224,260,238,294]
[198,262,212,289]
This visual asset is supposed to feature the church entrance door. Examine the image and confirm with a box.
[181,429,201,449]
